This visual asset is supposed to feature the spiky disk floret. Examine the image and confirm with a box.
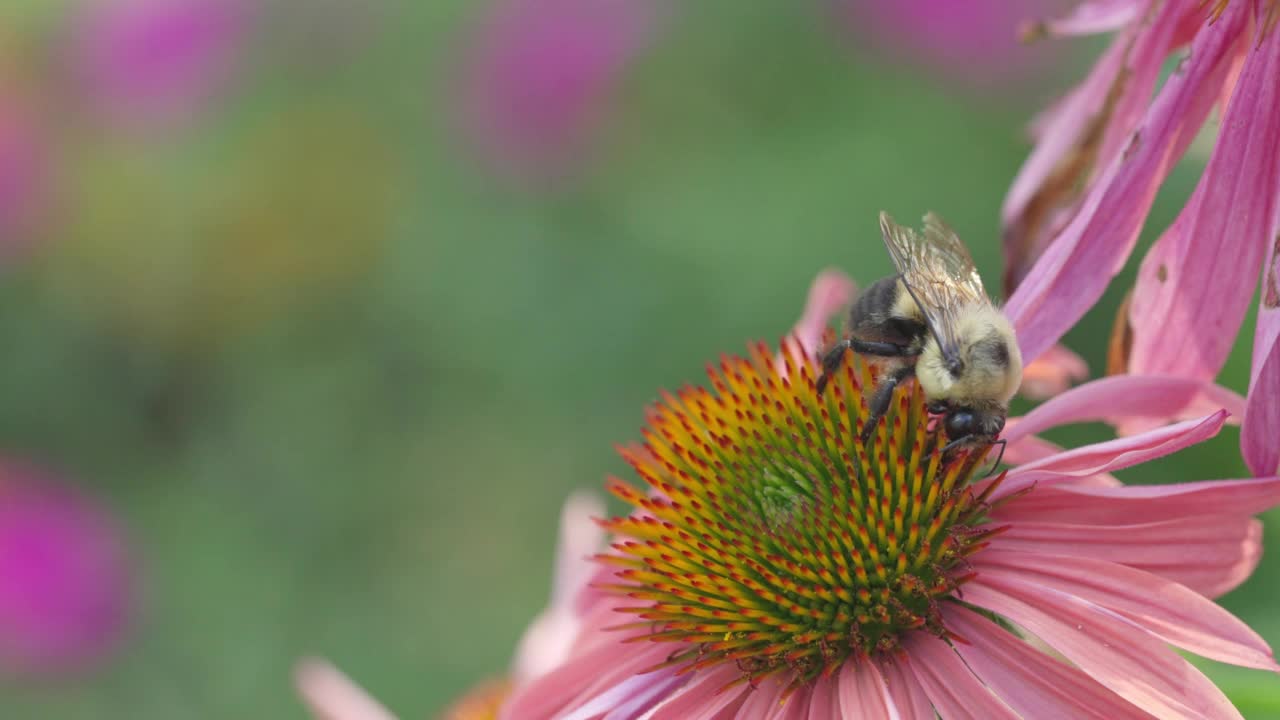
[596,340,1007,694]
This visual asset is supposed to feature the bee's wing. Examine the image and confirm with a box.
[879,211,987,365]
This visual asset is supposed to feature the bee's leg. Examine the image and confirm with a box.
[815,340,853,395]
[981,439,1007,478]
[817,339,913,396]
[859,365,916,446]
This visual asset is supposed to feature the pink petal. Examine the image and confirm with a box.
[997,412,1226,496]
[1002,28,1130,290]
[900,633,1019,720]
[1028,0,1144,37]
[789,269,857,358]
[734,675,789,719]
[944,604,1153,720]
[500,637,663,720]
[1004,377,1242,444]
[294,658,396,720]
[513,492,606,681]
[802,677,838,720]
[1127,22,1280,384]
[876,655,932,720]
[963,578,1243,719]
[1243,339,1280,475]
[835,661,893,720]
[644,665,746,720]
[560,669,683,720]
[1005,1,1248,364]
[1018,343,1089,399]
[993,476,1280,525]
[988,514,1263,598]
[975,550,1278,671]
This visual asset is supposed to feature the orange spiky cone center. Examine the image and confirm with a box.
[596,341,1006,694]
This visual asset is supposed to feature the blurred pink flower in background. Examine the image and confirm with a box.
[0,96,46,254]
[0,464,130,677]
[73,0,248,128]
[832,0,1066,87]
[1002,0,1280,474]
[456,0,652,184]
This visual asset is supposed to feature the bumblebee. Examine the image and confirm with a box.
[816,212,1022,453]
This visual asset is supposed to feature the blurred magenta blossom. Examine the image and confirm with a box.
[834,0,1065,87]
[74,0,248,128]
[1002,0,1280,473]
[0,96,46,252]
[457,0,652,184]
[0,465,130,676]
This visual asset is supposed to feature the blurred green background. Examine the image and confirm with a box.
[2,0,1277,717]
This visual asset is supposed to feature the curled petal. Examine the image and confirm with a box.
[901,633,1020,720]
[1006,1,1248,364]
[974,550,1279,671]
[1127,22,1280,383]
[944,604,1152,720]
[998,412,1226,496]
[294,658,396,720]
[1003,375,1243,444]
[963,578,1243,719]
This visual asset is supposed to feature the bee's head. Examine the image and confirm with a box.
[943,405,1006,442]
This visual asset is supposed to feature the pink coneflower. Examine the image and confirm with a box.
[500,268,1280,719]
[455,0,651,185]
[72,0,248,128]
[0,464,130,676]
[1001,0,1280,473]
[295,493,607,720]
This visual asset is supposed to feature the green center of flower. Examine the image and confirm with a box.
[598,342,1005,693]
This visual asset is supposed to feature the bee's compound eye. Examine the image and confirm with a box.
[944,410,976,440]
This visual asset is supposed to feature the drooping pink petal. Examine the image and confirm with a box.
[1002,376,1243,444]
[499,633,661,720]
[835,660,893,720]
[1018,342,1089,399]
[988,514,1262,598]
[1001,26,1131,291]
[900,633,1020,720]
[734,675,791,719]
[1127,21,1280,384]
[992,476,1280,525]
[294,658,397,720]
[944,604,1153,720]
[512,491,605,682]
[996,411,1226,496]
[1005,0,1248,364]
[963,578,1243,719]
[975,550,1279,671]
